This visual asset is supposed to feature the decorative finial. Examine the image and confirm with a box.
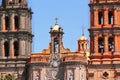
[55,18,58,25]
[82,25,84,36]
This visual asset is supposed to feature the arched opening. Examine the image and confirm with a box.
[4,41,9,57]
[19,0,22,3]
[98,37,104,53]
[98,12,103,24]
[14,16,19,30]
[5,16,10,30]
[108,37,114,52]
[9,0,15,5]
[54,38,59,53]
[108,11,113,24]
[14,41,19,56]
[82,43,84,49]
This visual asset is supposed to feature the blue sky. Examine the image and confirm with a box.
[29,0,90,53]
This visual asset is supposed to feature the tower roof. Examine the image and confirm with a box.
[53,18,59,31]
[79,35,87,40]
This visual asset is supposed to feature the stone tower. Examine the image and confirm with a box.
[0,0,32,79]
[49,18,64,68]
[88,0,120,80]
[78,35,88,53]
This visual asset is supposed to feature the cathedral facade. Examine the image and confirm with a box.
[0,0,120,80]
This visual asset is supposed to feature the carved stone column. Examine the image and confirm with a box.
[114,9,118,26]
[0,14,3,31]
[19,39,25,57]
[94,9,98,26]
[9,37,14,57]
[0,38,4,57]
[104,34,108,54]
[2,14,5,31]
[104,8,108,26]
[19,14,25,30]
[9,13,14,31]
[94,35,98,54]
[114,35,118,53]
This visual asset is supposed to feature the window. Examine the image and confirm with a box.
[98,12,103,24]
[103,72,109,78]
[14,16,19,30]
[98,37,104,53]
[5,16,10,30]
[108,11,113,24]
[4,41,9,57]
[108,37,114,52]
[14,41,19,56]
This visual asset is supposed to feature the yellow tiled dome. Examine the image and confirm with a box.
[79,35,87,40]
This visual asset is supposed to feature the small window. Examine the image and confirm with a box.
[4,41,9,57]
[108,37,114,52]
[5,16,10,30]
[98,37,104,53]
[108,11,113,24]
[14,41,19,56]
[103,72,109,77]
[98,12,103,24]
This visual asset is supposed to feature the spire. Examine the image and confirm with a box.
[55,18,58,25]
[82,25,84,36]
[53,18,59,31]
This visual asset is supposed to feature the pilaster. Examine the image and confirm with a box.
[104,8,108,26]
[114,9,118,27]
[9,13,14,31]
[9,37,14,58]
[0,39,4,57]
[94,9,98,26]
[94,35,98,54]
[104,34,108,54]
[114,34,119,55]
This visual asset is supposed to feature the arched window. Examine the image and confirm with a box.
[98,37,104,53]
[108,11,113,24]
[98,12,103,24]
[5,16,10,30]
[14,16,19,30]
[108,37,114,52]
[14,41,19,56]
[4,41,9,57]
[82,43,84,49]
[19,0,22,3]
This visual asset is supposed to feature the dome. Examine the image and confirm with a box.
[79,35,87,40]
[53,24,59,31]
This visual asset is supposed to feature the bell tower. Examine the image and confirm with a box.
[50,18,64,54]
[78,35,89,54]
[0,0,32,79]
[0,0,32,58]
[49,18,64,68]
[88,0,120,79]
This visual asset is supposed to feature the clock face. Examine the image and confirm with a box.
[52,60,58,67]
